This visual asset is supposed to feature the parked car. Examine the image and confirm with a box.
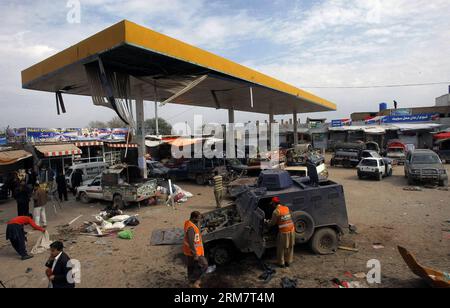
[436,139,450,164]
[386,140,407,165]
[77,165,158,209]
[357,157,393,181]
[168,158,223,185]
[404,150,448,187]
[331,142,366,168]
[0,175,8,200]
[147,160,169,179]
[65,162,109,190]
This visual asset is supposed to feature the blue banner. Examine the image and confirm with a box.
[381,113,440,124]
[332,119,352,127]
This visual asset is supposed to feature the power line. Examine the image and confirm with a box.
[301,81,450,89]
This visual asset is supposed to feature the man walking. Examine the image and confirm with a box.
[32,183,48,227]
[6,216,45,260]
[45,241,76,288]
[213,171,223,208]
[183,211,208,288]
[266,197,296,268]
[55,171,68,202]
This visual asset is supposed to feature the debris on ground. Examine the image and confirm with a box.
[280,277,298,288]
[354,272,367,279]
[68,215,83,226]
[25,268,32,274]
[349,224,358,234]
[403,187,423,192]
[206,265,217,274]
[373,243,385,249]
[424,184,438,189]
[338,246,359,252]
[150,228,184,245]
[118,230,134,240]
[31,231,52,255]
[398,246,450,288]
[438,187,449,191]
[259,263,276,283]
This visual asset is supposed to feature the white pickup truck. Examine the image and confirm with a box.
[357,157,393,181]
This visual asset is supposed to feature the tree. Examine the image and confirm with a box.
[88,120,108,128]
[144,118,172,135]
[107,117,127,128]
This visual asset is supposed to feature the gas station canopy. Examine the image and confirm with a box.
[21,20,335,115]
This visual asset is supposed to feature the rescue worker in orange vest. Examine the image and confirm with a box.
[266,197,296,268]
[183,211,208,288]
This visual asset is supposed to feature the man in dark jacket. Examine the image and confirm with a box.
[14,182,31,216]
[71,170,83,196]
[55,171,68,202]
[45,241,76,288]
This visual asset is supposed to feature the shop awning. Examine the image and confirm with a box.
[35,144,82,157]
[434,132,450,140]
[0,150,32,166]
[74,141,104,147]
[105,143,139,148]
[166,138,203,147]
[21,20,336,115]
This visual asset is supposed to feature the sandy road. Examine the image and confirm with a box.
[0,163,449,288]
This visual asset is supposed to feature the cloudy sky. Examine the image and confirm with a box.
[0,0,449,129]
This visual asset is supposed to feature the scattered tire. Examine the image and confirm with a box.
[292,211,315,244]
[79,192,90,204]
[310,227,338,255]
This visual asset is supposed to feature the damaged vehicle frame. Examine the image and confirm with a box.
[201,170,349,265]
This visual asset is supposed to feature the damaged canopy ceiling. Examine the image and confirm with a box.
[21,20,336,118]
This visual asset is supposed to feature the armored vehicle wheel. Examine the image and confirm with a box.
[407,175,415,186]
[79,192,90,204]
[209,244,234,266]
[343,160,352,169]
[310,227,338,255]
[439,179,448,187]
[113,194,125,210]
[292,212,315,244]
[330,159,335,167]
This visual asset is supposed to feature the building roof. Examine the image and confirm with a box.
[21,20,336,115]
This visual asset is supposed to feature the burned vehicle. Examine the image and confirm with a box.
[201,170,349,265]
[404,150,448,187]
[168,158,224,185]
[101,165,158,209]
[386,140,407,165]
[283,145,328,181]
[330,142,366,168]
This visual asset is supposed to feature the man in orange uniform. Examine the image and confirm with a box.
[267,197,296,268]
[183,211,208,288]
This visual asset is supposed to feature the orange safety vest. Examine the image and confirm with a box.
[277,205,295,233]
[183,220,205,257]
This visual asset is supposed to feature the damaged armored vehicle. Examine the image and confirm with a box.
[201,169,350,265]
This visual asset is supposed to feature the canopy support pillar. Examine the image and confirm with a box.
[293,110,299,146]
[136,87,147,179]
[227,108,235,158]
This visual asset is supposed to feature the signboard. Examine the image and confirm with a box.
[27,128,81,143]
[4,128,129,144]
[331,119,352,127]
[391,108,412,116]
[381,113,440,124]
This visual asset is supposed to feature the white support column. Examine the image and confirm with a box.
[293,110,299,146]
[269,111,274,150]
[136,87,148,179]
[227,108,235,158]
[155,102,159,135]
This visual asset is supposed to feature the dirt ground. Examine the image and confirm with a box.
[0,159,449,288]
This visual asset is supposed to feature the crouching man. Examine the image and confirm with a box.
[183,211,208,288]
